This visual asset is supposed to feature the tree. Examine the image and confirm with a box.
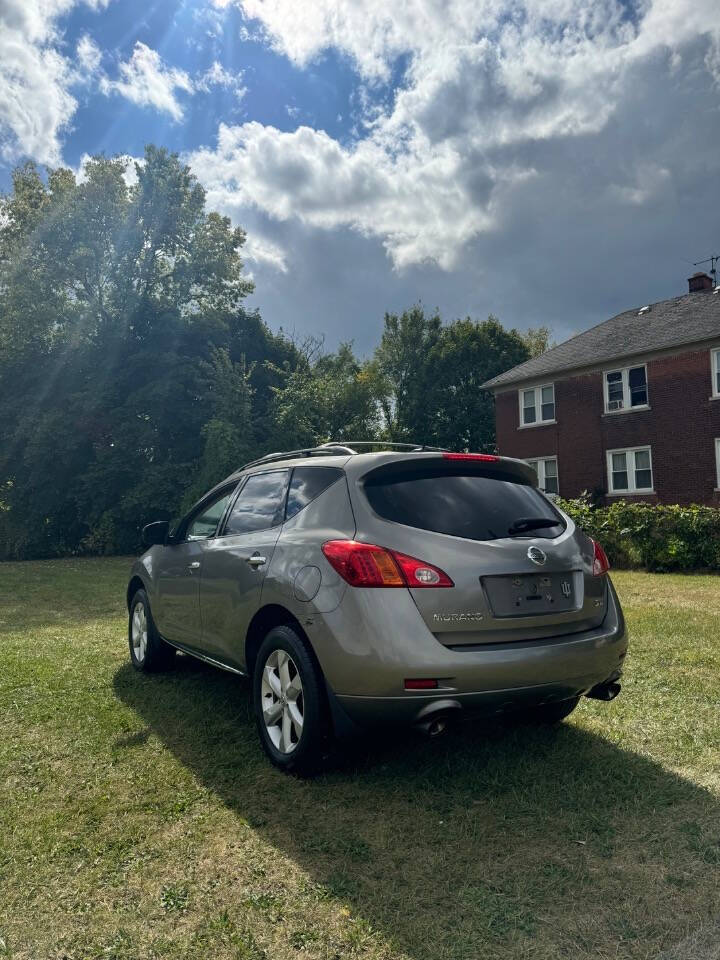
[424,316,531,452]
[270,341,379,449]
[0,148,293,557]
[370,305,443,440]
[192,348,256,502]
[370,308,530,452]
[0,148,540,558]
[522,326,553,358]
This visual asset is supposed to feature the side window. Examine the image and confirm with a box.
[223,470,290,536]
[604,365,648,412]
[606,446,653,494]
[526,457,559,495]
[286,467,344,520]
[520,384,555,426]
[186,490,234,541]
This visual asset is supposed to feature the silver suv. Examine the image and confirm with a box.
[127,443,627,772]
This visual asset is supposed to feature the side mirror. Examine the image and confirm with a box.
[142,520,170,548]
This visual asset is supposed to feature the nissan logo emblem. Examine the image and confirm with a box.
[527,546,547,566]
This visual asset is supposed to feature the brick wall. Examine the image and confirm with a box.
[494,346,720,505]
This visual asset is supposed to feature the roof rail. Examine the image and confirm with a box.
[237,440,449,472]
[322,441,449,452]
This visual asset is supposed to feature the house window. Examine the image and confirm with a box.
[716,439,720,489]
[711,350,720,397]
[526,457,559,495]
[520,384,555,426]
[603,365,648,412]
[606,446,654,494]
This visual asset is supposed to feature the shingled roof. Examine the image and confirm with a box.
[482,288,720,390]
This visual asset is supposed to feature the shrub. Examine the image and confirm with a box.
[556,495,720,572]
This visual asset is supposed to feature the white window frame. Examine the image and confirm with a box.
[602,364,649,413]
[526,456,559,495]
[711,349,720,399]
[715,439,720,490]
[606,445,654,495]
[519,383,555,428]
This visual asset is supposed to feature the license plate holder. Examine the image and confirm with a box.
[481,572,580,617]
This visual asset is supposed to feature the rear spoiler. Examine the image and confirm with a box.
[359,452,537,486]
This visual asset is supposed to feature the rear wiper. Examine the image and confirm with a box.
[507,516,560,536]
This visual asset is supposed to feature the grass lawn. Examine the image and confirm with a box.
[1,559,719,960]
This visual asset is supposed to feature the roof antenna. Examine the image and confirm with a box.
[693,254,719,288]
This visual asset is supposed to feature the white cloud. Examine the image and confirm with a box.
[196,61,247,100]
[100,42,193,122]
[242,232,288,272]
[192,0,720,269]
[191,121,503,268]
[0,0,109,165]
[77,34,102,74]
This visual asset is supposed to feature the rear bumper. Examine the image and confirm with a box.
[307,578,628,729]
[336,665,624,728]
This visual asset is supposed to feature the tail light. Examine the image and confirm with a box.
[392,550,454,587]
[591,539,610,576]
[322,540,454,588]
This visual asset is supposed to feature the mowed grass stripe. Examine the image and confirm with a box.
[1,558,719,960]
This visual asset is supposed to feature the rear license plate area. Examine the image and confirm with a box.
[481,572,580,617]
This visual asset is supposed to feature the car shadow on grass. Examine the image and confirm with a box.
[113,655,720,960]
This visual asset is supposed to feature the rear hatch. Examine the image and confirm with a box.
[357,455,606,646]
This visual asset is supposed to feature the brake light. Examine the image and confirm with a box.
[321,540,454,588]
[443,452,499,462]
[591,539,610,576]
[322,540,403,586]
[404,678,439,690]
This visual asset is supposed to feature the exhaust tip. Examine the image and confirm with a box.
[586,680,621,702]
[415,714,452,738]
[428,717,448,737]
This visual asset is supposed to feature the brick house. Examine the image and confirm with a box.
[481,273,720,505]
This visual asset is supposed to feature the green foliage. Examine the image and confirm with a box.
[0,151,537,559]
[270,340,379,450]
[521,325,554,358]
[558,495,720,572]
[371,307,531,450]
[0,149,284,558]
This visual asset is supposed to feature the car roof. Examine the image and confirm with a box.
[221,443,535,486]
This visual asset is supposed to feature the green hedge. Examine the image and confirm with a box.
[556,496,720,572]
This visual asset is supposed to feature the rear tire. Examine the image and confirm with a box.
[253,625,330,775]
[128,589,175,672]
[520,696,580,725]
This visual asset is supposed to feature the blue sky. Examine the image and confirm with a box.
[56,1,366,168]
[1,0,719,353]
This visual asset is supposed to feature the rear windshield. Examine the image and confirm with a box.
[363,468,566,541]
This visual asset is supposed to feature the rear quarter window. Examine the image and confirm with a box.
[286,466,344,519]
[363,468,566,541]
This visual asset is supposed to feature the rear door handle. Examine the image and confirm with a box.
[188,561,201,570]
[246,554,267,568]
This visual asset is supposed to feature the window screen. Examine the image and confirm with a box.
[286,466,343,519]
[364,468,565,541]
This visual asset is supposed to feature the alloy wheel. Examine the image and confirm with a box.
[131,602,148,663]
[260,649,304,753]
